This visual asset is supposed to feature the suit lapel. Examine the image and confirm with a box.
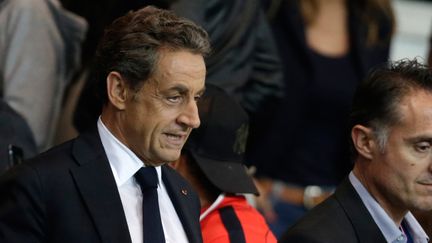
[70,130,132,243]
[335,179,386,243]
[162,165,203,243]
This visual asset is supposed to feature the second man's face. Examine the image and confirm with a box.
[370,90,432,215]
[122,49,206,166]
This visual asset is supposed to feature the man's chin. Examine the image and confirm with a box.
[153,152,181,165]
[165,154,181,164]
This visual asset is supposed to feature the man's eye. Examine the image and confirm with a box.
[414,142,431,153]
[194,95,201,102]
[167,96,182,103]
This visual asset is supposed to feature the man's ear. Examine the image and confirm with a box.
[351,125,377,160]
[106,71,128,110]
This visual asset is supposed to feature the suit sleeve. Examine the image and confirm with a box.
[0,164,46,242]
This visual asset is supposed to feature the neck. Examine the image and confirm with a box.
[304,0,349,56]
[200,197,213,209]
[100,109,127,146]
[199,186,220,208]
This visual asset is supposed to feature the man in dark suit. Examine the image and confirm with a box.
[0,6,210,243]
[280,59,431,243]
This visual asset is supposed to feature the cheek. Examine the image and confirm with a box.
[381,162,418,195]
[391,150,432,184]
[374,153,409,188]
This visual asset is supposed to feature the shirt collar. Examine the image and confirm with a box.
[200,194,225,221]
[403,212,430,243]
[97,117,163,186]
[349,172,429,243]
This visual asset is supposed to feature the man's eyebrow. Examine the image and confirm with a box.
[164,84,205,95]
[405,136,432,143]
[163,84,189,94]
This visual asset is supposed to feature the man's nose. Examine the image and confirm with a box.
[178,100,200,128]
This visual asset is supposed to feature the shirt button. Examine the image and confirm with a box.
[397,235,404,241]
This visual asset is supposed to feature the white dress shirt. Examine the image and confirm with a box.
[349,172,429,243]
[97,118,189,243]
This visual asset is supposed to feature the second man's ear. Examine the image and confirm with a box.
[106,71,128,110]
[351,124,378,160]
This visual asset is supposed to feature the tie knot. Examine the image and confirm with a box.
[135,167,158,190]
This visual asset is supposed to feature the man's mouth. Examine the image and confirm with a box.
[163,132,187,147]
[417,180,432,193]
[166,133,183,140]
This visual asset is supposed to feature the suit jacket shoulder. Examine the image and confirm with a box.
[0,129,131,243]
[279,179,386,243]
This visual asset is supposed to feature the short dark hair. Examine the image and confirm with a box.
[93,6,210,104]
[349,58,432,152]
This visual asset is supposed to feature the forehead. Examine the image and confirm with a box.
[149,49,206,90]
[396,90,432,130]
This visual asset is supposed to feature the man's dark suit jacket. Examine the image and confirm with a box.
[279,179,386,243]
[0,129,203,243]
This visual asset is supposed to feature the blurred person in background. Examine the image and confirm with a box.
[0,0,87,158]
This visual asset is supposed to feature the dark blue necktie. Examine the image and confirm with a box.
[134,167,165,243]
[401,220,414,243]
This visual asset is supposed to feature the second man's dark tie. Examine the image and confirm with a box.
[134,167,165,243]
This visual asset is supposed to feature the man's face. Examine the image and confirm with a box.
[121,50,206,166]
[369,90,432,214]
